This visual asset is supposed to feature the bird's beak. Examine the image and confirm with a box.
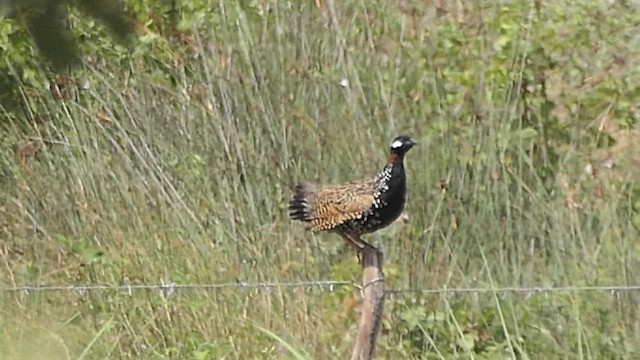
[408,138,418,147]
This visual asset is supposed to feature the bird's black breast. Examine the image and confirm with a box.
[340,163,407,234]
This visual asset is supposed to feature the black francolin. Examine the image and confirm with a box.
[288,135,417,251]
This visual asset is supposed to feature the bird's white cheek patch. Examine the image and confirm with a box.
[391,140,403,148]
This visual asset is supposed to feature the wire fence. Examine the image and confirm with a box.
[3,281,640,298]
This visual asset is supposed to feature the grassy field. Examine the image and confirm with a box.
[2,0,640,358]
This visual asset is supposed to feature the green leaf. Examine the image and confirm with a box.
[515,127,538,141]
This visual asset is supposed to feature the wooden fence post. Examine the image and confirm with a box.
[350,245,385,360]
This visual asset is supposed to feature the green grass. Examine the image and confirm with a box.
[2,0,640,358]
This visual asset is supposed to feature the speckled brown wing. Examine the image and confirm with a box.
[303,180,376,232]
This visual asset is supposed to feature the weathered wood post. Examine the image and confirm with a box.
[350,245,385,360]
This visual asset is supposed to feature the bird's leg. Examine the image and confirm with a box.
[356,238,379,265]
[339,233,376,265]
[339,233,366,252]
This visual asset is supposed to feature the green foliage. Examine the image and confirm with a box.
[1,0,640,359]
[2,0,133,69]
[381,289,640,359]
[251,322,313,360]
[0,0,134,127]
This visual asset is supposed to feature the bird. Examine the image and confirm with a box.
[288,135,417,252]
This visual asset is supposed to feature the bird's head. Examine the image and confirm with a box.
[389,135,417,156]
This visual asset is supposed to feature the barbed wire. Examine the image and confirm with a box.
[2,281,640,297]
[0,281,350,296]
[386,284,640,296]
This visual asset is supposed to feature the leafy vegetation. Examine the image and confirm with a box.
[1,0,133,68]
[1,0,640,358]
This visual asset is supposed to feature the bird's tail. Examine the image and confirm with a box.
[288,182,316,222]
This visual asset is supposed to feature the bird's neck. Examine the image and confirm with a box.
[376,156,406,192]
[387,152,404,165]
[378,156,405,181]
